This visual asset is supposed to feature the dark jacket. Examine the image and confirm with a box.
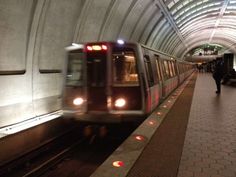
[213,62,224,80]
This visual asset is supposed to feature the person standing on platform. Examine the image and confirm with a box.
[212,59,224,94]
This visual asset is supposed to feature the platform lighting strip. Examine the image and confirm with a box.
[0,110,62,138]
[209,0,230,43]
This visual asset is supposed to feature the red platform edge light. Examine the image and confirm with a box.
[148,120,156,125]
[135,135,145,141]
[86,44,108,51]
[112,161,124,168]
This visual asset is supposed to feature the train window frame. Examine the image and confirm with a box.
[86,51,107,87]
[112,47,139,86]
[144,55,155,87]
[163,60,171,79]
[154,55,162,82]
[65,51,84,86]
[160,60,167,80]
[171,61,176,76]
[168,61,174,77]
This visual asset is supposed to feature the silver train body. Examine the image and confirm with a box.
[62,41,194,123]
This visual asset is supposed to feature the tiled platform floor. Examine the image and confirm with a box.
[177,73,236,177]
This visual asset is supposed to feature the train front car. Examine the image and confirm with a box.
[63,42,145,123]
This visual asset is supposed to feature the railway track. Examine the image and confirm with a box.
[0,122,137,177]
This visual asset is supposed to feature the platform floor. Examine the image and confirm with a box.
[127,73,236,177]
[177,73,236,177]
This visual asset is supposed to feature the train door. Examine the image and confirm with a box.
[85,44,108,111]
[143,50,162,112]
[154,55,163,100]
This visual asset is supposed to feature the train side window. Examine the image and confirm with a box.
[171,61,176,76]
[112,48,139,85]
[168,61,173,77]
[155,56,162,82]
[144,55,154,86]
[160,60,167,80]
[163,60,170,79]
[66,52,84,86]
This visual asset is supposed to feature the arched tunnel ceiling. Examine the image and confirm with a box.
[73,0,236,59]
[1,0,236,65]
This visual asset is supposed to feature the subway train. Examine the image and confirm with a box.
[62,41,194,123]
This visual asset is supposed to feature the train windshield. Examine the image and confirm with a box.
[86,52,107,87]
[66,51,84,86]
[112,47,139,85]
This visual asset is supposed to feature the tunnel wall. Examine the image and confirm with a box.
[0,0,83,127]
[2,0,231,128]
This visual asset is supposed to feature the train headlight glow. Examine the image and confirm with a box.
[117,39,125,45]
[114,98,126,108]
[73,97,84,106]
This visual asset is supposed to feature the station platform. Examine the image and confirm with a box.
[92,72,236,177]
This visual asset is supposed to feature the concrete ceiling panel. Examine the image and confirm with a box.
[160,30,175,52]
[0,0,34,71]
[155,23,172,49]
[139,10,163,45]
[103,0,137,40]
[75,0,112,42]
[129,1,159,42]
[117,0,151,40]
[37,0,82,70]
[147,18,165,47]
[165,34,178,54]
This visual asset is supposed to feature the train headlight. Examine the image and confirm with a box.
[73,97,84,106]
[117,39,125,45]
[114,98,126,108]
